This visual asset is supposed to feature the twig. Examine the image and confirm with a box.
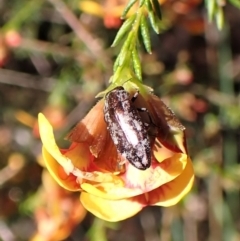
[47,0,110,65]
[0,158,25,186]
[19,38,93,64]
[0,68,56,91]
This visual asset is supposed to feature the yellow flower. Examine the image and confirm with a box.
[38,86,194,222]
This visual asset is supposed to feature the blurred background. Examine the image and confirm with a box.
[0,0,240,240]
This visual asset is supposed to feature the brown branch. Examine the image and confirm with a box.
[0,68,56,91]
[19,38,93,64]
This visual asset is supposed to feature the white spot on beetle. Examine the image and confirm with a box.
[117,114,139,146]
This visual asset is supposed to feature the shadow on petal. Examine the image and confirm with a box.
[147,94,187,154]
[153,139,176,163]
[64,143,96,171]
[67,100,109,158]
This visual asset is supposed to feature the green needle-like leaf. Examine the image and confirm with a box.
[118,33,134,66]
[132,47,142,80]
[113,54,121,72]
[140,17,152,53]
[145,0,160,33]
[148,11,160,34]
[215,6,224,29]
[112,14,136,47]
[121,0,138,19]
[151,0,162,20]
[205,0,216,21]
[145,0,153,12]
[139,0,145,7]
[228,0,240,8]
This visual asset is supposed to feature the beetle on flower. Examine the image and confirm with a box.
[38,82,194,222]
[104,86,151,170]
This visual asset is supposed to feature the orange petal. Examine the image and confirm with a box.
[92,135,119,172]
[81,153,188,200]
[148,156,194,206]
[64,143,94,170]
[40,119,122,192]
[39,113,97,190]
[80,192,144,222]
[67,100,108,158]
[43,142,124,190]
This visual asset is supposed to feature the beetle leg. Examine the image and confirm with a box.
[131,91,157,127]
[117,155,127,168]
[144,122,149,127]
[137,107,157,127]
[131,90,139,102]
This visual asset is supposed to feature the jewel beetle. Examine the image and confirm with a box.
[104,86,151,170]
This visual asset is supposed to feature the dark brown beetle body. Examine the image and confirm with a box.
[104,86,151,170]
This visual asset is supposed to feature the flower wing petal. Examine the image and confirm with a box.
[122,153,188,193]
[39,113,75,174]
[81,153,188,200]
[42,147,80,191]
[148,95,187,154]
[148,156,194,206]
[80,192,144,222]
[39,113,97,191]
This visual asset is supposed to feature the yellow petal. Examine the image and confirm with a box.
[79,1,104,17]
[123,153,188,191]
[148,156,194,206]
[43,143,124,191]
[80,192,143,222]
[42,147,80,191]
[153,138,177,162]
[38,113,75,175]
[81,153,188,200]
[38,114,87,191]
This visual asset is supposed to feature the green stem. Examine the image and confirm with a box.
[112,7,144,85]
[218,22,239,241]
